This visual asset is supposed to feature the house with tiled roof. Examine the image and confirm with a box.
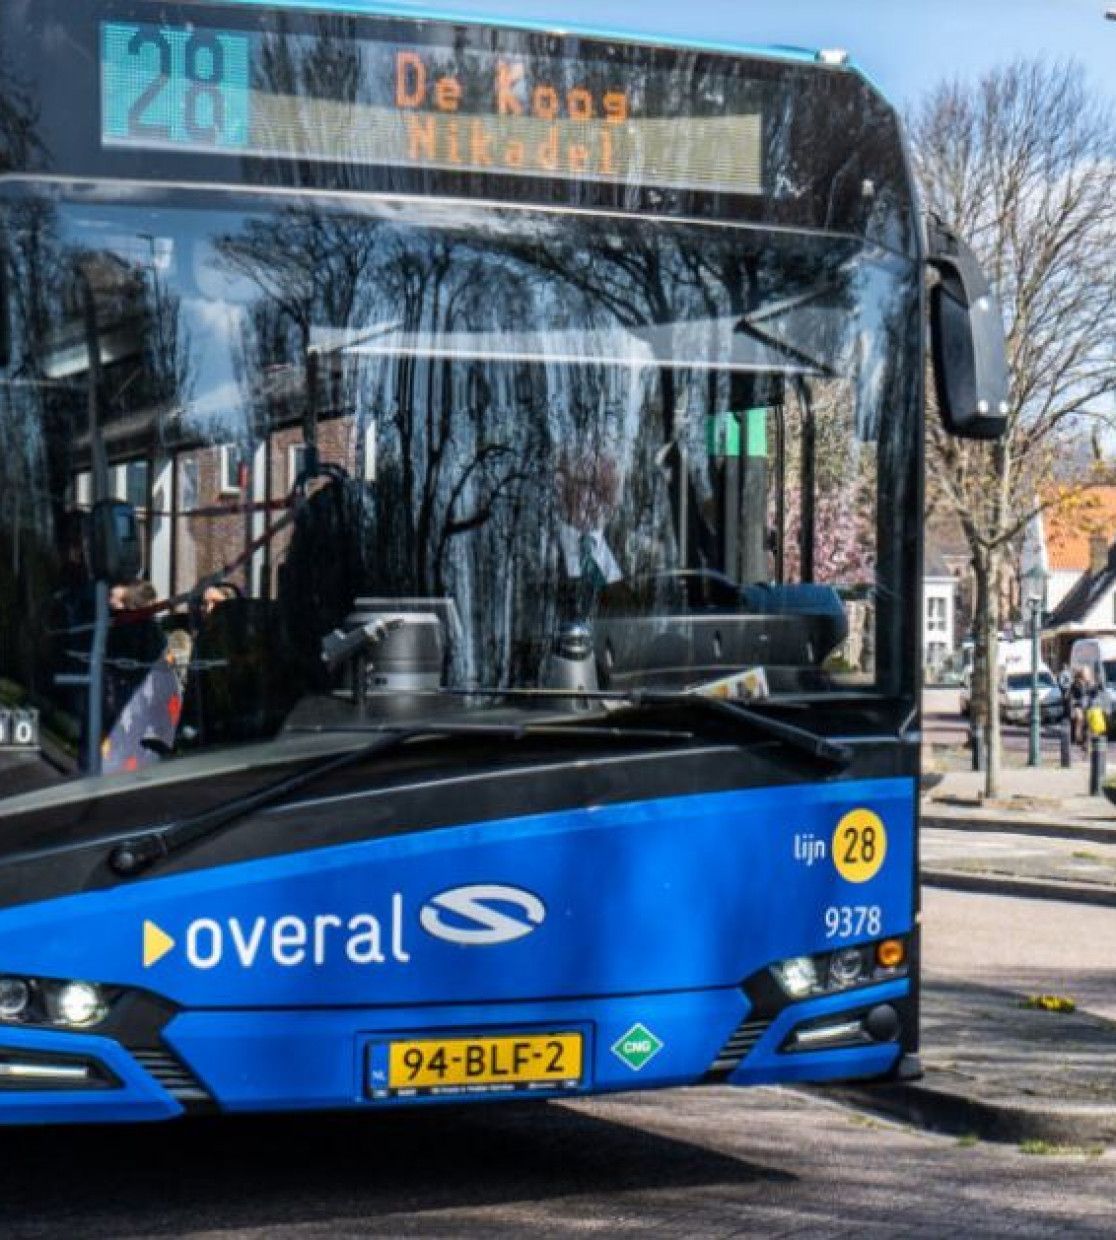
[1021,486,1116,666]
[922,514,973,677]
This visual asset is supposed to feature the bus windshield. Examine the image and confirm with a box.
[0,185,918,790]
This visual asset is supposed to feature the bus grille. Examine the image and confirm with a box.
[132,1049,211,1104]
[708,1018,772,1076]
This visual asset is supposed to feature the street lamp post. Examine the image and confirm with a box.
[1027,594,1042,766]
[1023,565,1048,768]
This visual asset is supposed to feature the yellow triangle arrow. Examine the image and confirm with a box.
[143,920,176,968]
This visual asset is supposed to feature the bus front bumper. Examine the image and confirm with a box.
[0,979,911,1124]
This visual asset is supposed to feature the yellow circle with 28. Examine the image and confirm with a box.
[832,809,887,883]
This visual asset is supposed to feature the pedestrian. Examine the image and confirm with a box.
[1067,669,1090,747]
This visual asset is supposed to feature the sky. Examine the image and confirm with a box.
[284,0,1116,110]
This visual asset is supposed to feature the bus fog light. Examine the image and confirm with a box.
[790,1018,867,1050]
[54,982,107,1029]
[829,947,868,988]
[773,956,819,998]
[0,978,31,1020]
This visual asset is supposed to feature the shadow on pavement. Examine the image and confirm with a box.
[819,974,1116,1145]
[0,1098,792,1238]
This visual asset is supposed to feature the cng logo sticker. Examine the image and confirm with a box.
[611,1023,664,1072]
[419,884,545,946]
[143,920,176,967]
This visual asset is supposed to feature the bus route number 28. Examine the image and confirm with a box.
[824,905,882,939]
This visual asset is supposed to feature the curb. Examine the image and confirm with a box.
[922,867,1116,907]
[922,812,1116,846]
[816,1078,1116,1146]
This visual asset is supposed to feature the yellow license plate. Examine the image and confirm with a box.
[386,1032,583,1094]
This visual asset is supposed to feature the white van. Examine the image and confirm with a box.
[1068,636,1116,721]
[959,638,1038,717]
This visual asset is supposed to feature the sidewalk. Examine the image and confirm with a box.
[824,977,1116,1146]
[923,764,1116,838]
[921,766,1116,905]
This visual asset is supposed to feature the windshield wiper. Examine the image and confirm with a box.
[733,314,835,377]
[445,688,852,768]
[107,718,694,879]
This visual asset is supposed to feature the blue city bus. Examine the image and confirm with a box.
[0,1,1006,1123]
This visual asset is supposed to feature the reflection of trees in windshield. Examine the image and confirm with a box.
[0,48,44,174]
[207,202,904,685]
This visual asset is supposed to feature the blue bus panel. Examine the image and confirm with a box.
[0,778,914,1123]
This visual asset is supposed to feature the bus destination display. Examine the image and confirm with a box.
[101,21,763,194]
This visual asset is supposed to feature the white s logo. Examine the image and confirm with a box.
[420,884,546,946]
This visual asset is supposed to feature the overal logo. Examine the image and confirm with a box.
[141,883,546,969]
[419,884,546,946]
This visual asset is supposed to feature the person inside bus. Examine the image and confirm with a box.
[201,580,241,618]
[104,580,167,721]
[554,450,623,619]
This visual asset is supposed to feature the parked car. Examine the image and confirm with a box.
[958,638,1033,719]
[999,668,1063,724]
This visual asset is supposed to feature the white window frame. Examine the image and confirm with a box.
[179,457,200,512]
[926,595,948,634]
[288,442,309,489]
[362,421,377,482]
[219,444,242,496]
[124,459,149,511]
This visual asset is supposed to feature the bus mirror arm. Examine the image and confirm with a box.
[926,216,1010,441]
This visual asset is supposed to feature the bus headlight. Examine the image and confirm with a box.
[0,976,112,1029]
[0,977,31,1020]
[53,982,108,1029]
[773,956,818,998]
[828,947,870,989]
[771,938,909,1000]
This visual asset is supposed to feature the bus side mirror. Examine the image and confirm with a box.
[927,218,1009,440]
[89,500,142,582]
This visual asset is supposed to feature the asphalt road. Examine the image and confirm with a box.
[2,1084,1113,1239]
[1,888,1113,1238]
[923,686,1077,757]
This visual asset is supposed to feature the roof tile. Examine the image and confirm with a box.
[1045,486,1116,571]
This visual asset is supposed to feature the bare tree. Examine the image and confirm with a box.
[910,59,1116,796]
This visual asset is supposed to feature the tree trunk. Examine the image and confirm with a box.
[972,547,1002,800]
